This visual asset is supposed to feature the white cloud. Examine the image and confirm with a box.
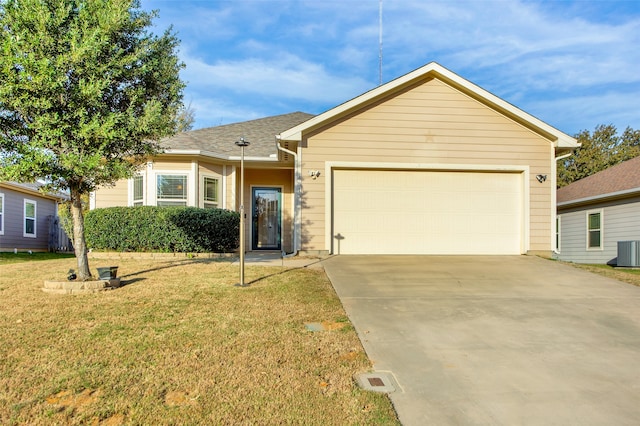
[145,0,640,132]
[524,90,640,134]
[182,52,372,105]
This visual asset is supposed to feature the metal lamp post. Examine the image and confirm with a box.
[235,137,250,286]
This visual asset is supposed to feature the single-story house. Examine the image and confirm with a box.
[556,155,640,264]
[93,62,579,256]
[0,181,70,252]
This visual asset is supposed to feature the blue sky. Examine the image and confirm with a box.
[140,0,640,136]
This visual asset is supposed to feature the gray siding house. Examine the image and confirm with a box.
[0,182,70,252]
[556,156,640,264]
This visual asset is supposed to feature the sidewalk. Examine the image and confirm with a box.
[231,252,326,269]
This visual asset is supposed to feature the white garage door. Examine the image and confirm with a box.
[332,169,524,255]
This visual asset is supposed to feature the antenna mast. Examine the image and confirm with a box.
[378,0,383,85]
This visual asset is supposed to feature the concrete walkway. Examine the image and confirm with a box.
[322,255,640,425]
[232,251,325,269]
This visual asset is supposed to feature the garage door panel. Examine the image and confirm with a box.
[333,169,523,255]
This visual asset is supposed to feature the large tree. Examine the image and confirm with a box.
[557,124,640,188]
[0,0,185,279]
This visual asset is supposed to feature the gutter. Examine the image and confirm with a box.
[276,135,300,254]
[558,187,640,208]
[555,152,573,162]
[163,149,278,162]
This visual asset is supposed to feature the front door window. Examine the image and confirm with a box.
[252,187,281,250]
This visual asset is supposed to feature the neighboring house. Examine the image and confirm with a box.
[0,181,70,252]
[93,62,579,256]
[556,156,640,264]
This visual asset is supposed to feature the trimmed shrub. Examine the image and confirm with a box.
[85,206,239,252]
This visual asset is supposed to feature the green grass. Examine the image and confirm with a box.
[561,262,640,286]
[0,252,75,264]
[0,256,399,425]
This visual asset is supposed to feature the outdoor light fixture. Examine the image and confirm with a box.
[235,137,250,287]
[308,170,321,179]
[536,174,547,183]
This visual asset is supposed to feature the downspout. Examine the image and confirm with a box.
[276,135,300,255]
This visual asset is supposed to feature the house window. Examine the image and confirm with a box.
[587,210,603,250]
[555,216,560,252]
[0,193,4,235]
[156,174,187,207]
[133,175,144,206]
[203,177,219,209]
[24,199,37,238]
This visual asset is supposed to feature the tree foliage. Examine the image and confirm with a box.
[557,124,640,188]
[0,0,185,279]
[175,101,196,133]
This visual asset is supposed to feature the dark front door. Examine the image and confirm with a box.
[252,187,281,250]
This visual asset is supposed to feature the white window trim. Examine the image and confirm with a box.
[129,173,146,206]
[201,175,221,208]
[586,209,604,251]
[152,171,193,207]
[24,198,37,238]
[0,192,4,235]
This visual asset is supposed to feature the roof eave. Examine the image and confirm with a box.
[558,187,640,208]
[162,149,280,163]
[0,182,69,201]
[162,149,230,160]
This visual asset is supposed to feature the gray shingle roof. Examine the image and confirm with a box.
[160,112,314,158]
[557,155,640,205]
[0,181,69,200]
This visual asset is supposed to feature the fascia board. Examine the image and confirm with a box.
[227,156,279,162]
[162,149,279,163]
[162,149,229,160]
[0,182,69,201]
[557,187,640,208]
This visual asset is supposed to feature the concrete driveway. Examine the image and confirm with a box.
[322,255,640,425]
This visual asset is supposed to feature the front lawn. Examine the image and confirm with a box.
[0,252,75,264]
[0,256,398,425]
[564,262,640,287]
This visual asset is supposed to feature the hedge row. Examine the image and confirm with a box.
[84,206,239,253]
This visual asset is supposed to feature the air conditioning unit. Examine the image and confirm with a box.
[617,241,640,267]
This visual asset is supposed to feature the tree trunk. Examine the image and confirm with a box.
[70,187,92,280]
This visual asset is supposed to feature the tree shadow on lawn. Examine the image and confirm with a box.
[242,256,332,287]
[118,277,146,287]
[116,256,329,288]
[118,258,227,280]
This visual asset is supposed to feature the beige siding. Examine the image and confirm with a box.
[300,78,553,252]
[199,163,223,175]
[225,165,235,211]
[152,160,192,170]
[94,180,129,208]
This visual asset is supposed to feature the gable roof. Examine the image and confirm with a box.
[278,62,578,152]
[557,155,640,207]
[0,181,69,201]
[160,112,314,159]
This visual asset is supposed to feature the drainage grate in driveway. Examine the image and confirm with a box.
[355,372,397,393]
